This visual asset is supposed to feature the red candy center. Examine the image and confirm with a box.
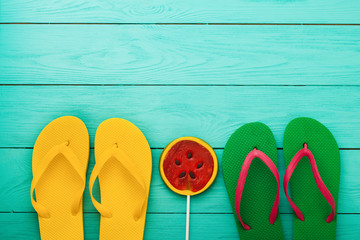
[162,140,214,192]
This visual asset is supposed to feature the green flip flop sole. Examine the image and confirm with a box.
[222,122,284,240]
[283,117,340,240]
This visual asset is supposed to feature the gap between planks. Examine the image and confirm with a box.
[0,147,359,150]
[2,84,360,87]
[1,212,359,215]
[1,23,360,26]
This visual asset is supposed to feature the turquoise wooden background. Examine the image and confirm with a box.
[1,1,360,239]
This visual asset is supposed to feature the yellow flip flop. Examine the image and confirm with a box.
[89,118,152,240]
[31,116,89,239]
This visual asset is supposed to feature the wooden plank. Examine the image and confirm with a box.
[0,86,359,148]
[1,0,360,23]
[1,149,359,214]
[1,25,360,85]
[0,213,359,239]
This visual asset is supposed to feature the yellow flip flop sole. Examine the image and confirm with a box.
[31,116,89,239]
[89,118,152,240]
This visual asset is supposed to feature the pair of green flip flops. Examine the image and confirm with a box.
[222,117,340,240]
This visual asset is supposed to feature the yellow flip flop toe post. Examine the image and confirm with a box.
[31,116,89,240]
[89,118,152,240]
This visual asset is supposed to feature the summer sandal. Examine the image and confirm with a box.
[222,122,284,239]
[89,118,152,240]
[31,116,89,239]
[283,117,340,239]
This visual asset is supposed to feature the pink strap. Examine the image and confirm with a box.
[234,148,280,230]
[283,143,335,223]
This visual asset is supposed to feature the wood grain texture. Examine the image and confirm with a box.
[1,213,359,240]
[1,25,360,85]
[1,86,359,148]
[1,0,360,23]
[1,149,359,214]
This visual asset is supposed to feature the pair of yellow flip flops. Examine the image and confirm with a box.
[30,116,152,240]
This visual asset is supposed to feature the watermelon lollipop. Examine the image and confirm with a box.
[160,137,218,239]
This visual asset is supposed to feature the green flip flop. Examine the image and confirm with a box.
[223,122,284,240]
[283,117,340,240]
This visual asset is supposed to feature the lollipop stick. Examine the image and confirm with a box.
[186,195,190,240]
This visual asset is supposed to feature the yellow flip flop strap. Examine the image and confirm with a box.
[89,145,147,220]
[30,141,86,218]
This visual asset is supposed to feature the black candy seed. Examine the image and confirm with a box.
[187,152,192,158]
[189,171,195,179]
[175,160,181,165]
[179,171,186,178]
[197,162,203,168]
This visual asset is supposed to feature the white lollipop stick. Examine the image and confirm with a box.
[186,195,190,240]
